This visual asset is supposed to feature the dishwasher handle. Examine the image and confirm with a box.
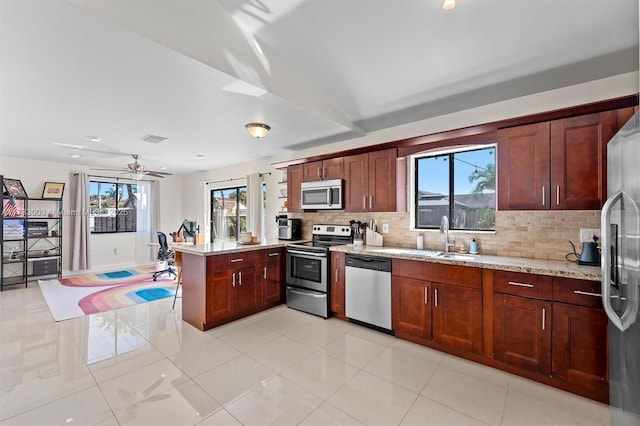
[345,254,392,272]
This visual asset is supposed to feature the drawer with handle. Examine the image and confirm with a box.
[493,270,552,299]
[552,277,603,309]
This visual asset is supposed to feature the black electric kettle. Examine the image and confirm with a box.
[568,237,601,266]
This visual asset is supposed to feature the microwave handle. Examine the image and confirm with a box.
[328,188,333,205]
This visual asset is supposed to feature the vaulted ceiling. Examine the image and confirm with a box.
[1,0,638,175]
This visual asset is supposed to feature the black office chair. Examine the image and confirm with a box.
[153,232,177,282]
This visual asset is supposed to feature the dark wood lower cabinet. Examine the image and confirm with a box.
[236,266,260,314]
[392,276,432,344]
[182,248,285,331]
[493,294,552,375]
[433,283,483,354]
[552,302,609,400]
[206,270,235,323]
[330,252,345,317]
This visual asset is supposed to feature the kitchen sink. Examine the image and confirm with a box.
[436,253,476,260]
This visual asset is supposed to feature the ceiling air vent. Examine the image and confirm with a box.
[141,134,167,144]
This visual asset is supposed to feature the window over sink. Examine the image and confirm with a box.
[411,145,496,231]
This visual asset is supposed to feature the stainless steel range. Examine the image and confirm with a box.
[285,224,352,318]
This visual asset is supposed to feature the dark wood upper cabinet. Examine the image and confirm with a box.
[498,108,635,211]
[302,158,344,182]
[287,164,303,213]
[497,122,550,210]
[344,148,397,212]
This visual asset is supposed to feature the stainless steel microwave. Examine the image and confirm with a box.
[300,179,343,210]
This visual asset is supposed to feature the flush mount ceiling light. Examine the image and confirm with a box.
[86,135,101,142]
[443,0,456,10]
[245,122,271,138]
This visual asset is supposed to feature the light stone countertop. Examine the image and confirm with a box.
[330,245,602,281]
[172,238,292,256]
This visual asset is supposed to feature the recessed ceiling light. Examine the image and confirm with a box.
[160,166,168,170]
[69,153,81,158]
[87,135,101,142]
[196,155,205,160]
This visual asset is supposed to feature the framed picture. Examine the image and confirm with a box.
[2,178,28,199]
[42,182,65,200]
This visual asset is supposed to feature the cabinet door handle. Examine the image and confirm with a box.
[542,307,546,330]
[268,252,279,257]
[232,272,235,287]
[363,196,367,210]
[574,290,602,297]
[239,271,242,285]
[424,287,428,304]
[542,186,545,206]
[434,288,438,307]
[231,258,243,263]
[369,196,373,209]
[263,266,267,280]
[508,281,534,288]
[323,167,326,179]
[317,168,321,179]
[335,267,338,283]
[556,185,560,206]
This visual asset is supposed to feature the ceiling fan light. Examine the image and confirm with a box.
[130,172,145,180]
[245,122,271,138]
[443,0,456,10]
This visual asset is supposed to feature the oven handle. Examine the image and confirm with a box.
[286,249,327,257]
[287,286,325,298]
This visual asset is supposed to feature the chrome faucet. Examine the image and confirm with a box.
[440,215,455,252]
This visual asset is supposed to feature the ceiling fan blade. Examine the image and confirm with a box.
[146,170,172,175]
[90,168,127,172]
[145,172,167,178]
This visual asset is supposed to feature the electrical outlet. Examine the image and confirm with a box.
[113,248,119,255]
[580,228,600,243]
[382,223,389,233]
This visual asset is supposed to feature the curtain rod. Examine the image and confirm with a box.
[205,172,271,185]
[73,173,155,183]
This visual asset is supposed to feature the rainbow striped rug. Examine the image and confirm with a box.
[38,266,177,321]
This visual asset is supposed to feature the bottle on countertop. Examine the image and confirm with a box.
[470,238,478,254]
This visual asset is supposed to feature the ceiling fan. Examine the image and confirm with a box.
[91,154,172,179]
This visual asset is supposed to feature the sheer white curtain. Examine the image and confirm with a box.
[134,179,155,264]
[69,173,90,271]
[246,173,265,242]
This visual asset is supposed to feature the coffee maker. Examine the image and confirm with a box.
[277,215,302,240]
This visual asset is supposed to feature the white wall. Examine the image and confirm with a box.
[0,156,183,274]
[181,72,640,238]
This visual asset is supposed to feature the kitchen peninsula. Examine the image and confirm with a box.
[174,240,288,331]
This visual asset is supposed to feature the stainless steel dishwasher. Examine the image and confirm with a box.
[344,254,392,332]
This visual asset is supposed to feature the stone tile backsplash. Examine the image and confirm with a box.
[287,210,600,261]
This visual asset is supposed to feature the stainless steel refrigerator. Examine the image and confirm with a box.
[601,110,640,425]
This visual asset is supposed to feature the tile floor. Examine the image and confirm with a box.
[0,283,613,425]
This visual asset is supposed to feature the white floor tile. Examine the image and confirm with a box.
[400,395,487,426]
[98,358,190,412]
[1,285,615,426]
[0,363,95,421]
[327,370,418,425]
[170,337,242,378]
[421,363,508,425]
[300,402,365,426]
[225,375,323,426]
[193,355,275,406]
[281,351,359,400]
[0,386,112,426]
[246,335,316,373]
[114,380,221,425]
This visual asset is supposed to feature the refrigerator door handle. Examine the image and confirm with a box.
[602,190,640,332]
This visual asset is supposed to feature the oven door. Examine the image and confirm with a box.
[286,249,328,292]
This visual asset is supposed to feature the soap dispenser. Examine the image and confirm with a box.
[470,239,478,254]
